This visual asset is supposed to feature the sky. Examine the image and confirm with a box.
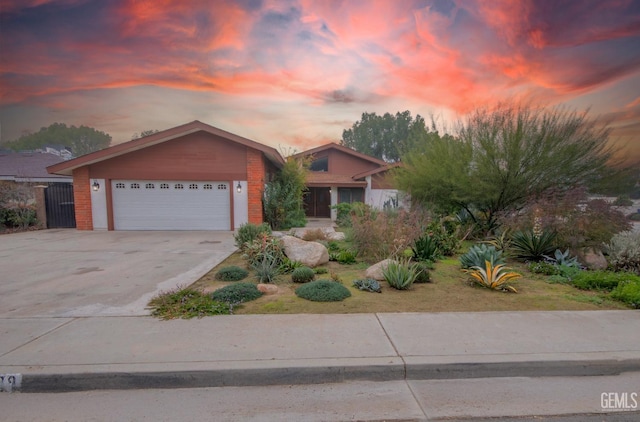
[1,0,640,163]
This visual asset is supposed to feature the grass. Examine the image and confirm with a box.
[189,249,631,314]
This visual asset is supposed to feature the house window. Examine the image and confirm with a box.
[145,183,155,189]
[189,183,198,190]
[217,184,227,190]
[174,183,184,190]
[203,184,213,190]
[310,156,328,172]
[115,183,125,189]
[130,183,140,189]
[160,183,169,189]
[338,188,364,204]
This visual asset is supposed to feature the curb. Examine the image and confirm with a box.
[9,358,640,393]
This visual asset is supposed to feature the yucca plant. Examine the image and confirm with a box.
[510,229,557,262]
[463,261,521,293]
[460,243,505,269]
[382,260,419,290]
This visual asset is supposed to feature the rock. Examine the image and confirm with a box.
[289,227,345,241]
[365,259,395,281]
[577,247,608,270]
[281,235,329,268]
[257,283,278,294]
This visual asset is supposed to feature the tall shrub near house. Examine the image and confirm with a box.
[263,156,308,230]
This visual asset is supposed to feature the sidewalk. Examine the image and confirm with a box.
[1,310,639,393]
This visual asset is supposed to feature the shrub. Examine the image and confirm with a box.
[571,270,640,292]
[279,257,303,274]
[413,261,432,283]
[263,156,308,230]
[253,255,280,283]
[424,219,461,256]
[460,244,505,269]
[291,266,315,283]
[211,282,263,304]
[234,223,272,249]
[148,286,230,319]
[528,261,560,276]
[613,195,633,206]
[383,260,419,290]
[335,249,357,264]
[483,230,511,252]
[295,279,352,302]
[242,234,285,267]
[611,280,640,308]
[411,234,440,262]
[215,266,249,281]
[352,278,382,293]
[314,267,328,275]
[628,213,640,221]
[510,229,557,261]
[606,231,640,275]
[463,261,521,293]
[332,202,357,227]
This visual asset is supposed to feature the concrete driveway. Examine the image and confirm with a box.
[0,229,236,317]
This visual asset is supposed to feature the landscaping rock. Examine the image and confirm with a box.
[366,259,395,281]
[257,283,279,294]
[289,227,345,241]
[577,247,608,270]
[281,235,329,268]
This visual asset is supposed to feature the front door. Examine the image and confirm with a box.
[304,187,331,218]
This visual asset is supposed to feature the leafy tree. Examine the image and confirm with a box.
[341,111,428,162]
[263,156,309,230]
[394,102,613,233]
[3,123,111,157]
[132,129,159,140]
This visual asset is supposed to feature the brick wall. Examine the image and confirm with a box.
[73,166,93,230]
[246,149,265,224]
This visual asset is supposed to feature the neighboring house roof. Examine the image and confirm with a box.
[0,151,72,182]
[305,172,367,187]
[47,120,285,176]
[293,142,388,166]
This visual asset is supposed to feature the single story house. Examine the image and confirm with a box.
[47,120,284,231]
[293,143,401,220]
[0,151,72,184]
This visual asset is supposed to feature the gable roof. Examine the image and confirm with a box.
[293,142,388,167]
[0,151,71,182]
[47,120,285,176]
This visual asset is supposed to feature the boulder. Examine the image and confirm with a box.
[365,259,395,281]
[281,235,329,268]
[257,284,279,295]
[577,247,608,270]
[289,227,345,241]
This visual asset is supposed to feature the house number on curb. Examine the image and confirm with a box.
[0,374,22,392]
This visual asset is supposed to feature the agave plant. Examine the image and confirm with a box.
[464,261,521,293]
[382,260,419,290]
[411,234,440,262]
[460,243,505,269]
[543,249,581,269]
[510,229,557,261]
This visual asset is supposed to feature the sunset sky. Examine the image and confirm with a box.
[1,0,639,163]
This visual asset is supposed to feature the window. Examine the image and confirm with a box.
[174,183,184,190]
[217,184,227,190]
[189,183,198,190]
[160,183,169,189]
[115,183,125,189]
[145,183,155,189]
[203,184,213,190]
[338,188,364,204]
[310,156,328,172]
[130,183,140,189]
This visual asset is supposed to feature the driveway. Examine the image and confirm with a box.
[0,229,236,317]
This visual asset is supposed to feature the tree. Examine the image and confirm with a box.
[132,129,159,140]
[341,111,427,162]
[3,123,111,157]
[394,102,614,233]
[263,156,309,230]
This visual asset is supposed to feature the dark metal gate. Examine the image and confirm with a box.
[45,183,76,228]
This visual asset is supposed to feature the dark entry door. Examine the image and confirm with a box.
[45,183,76,228]
[304,187,331,218]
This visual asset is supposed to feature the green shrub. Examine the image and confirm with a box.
[412,234,440,262]
[234,223,272,249]
[314,267,328,274]
[148,286,230,319]
[332,202,358,227]
[606,231,640,275]
[571,271,640,292]
[613,195,633,206]
[611,280,640,308]
[211,282,263,304]
[215,266,249,281]
[291,266,315,283]
[528,261,560,275]
[628,213,640,221]
[279,257,303,274]
[460,244,505,269]
[413,261,432,283]
[426,219,461,256]
[383,260,419,290]
[510,229,557,261]
[336,249,357,264]
[295,279,352,302]
[352,278,382,293]
[252,255,280,283]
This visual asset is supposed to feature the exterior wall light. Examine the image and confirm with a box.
[92,180,100,191]
[236,182,242,193]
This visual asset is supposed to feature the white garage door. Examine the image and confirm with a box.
[112,180,231,230]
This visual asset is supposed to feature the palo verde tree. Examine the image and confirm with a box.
[394,102,614,233]
[3,123,111,157]
[263,155,309,230]
[341,110,427,162]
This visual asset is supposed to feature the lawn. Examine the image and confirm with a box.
[189,250,629,314]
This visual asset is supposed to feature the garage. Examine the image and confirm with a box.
[112,180,230,230]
